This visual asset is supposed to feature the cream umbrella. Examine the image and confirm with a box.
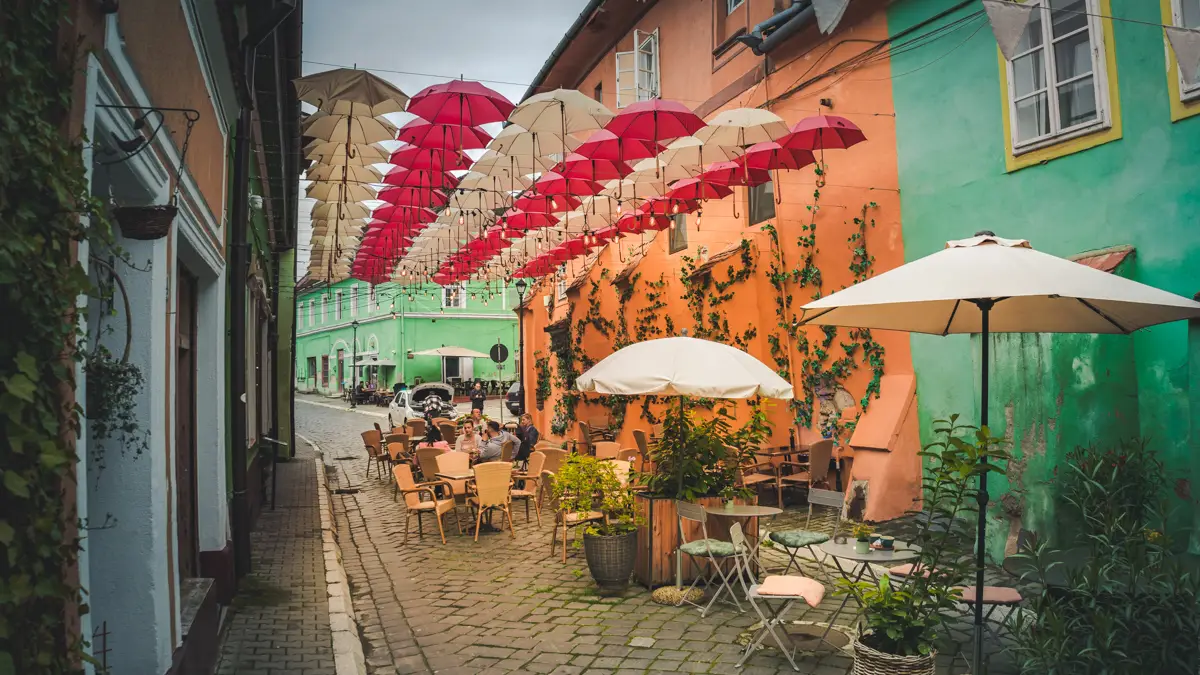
[306,163,378,184]
[310,201,370,221]
[627,157,701,184]
[658,136,745,167]
[312,98,408,118]
[694,108,789,147]
[412,346,491,359]
[302,112,398,144]
[489,124,581,157]
[456,171,533,192]
[577,194,622,223]
[304,141,389,164]
[470,149,554,178]
[305,181,375,202]
[450,189,509,211]
[509,88,614,137]
[798,232,1200,668]
[294,68,410,110]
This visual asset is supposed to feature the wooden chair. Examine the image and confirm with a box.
[511,451,544,526]
[468,462,515,542]
[414,446,446,483]
[779,439,835,498]
[438,422,458,448]
[593,441,620,460]
[585,415,615,441]
[361,430,384,479]
[501,439,515,462]
[406,418,427,439]
[392,464,460,544]
[738,452,782,506]
[574,421,595,455]
[546,472,605,563]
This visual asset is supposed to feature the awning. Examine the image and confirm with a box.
[411,346,490,359]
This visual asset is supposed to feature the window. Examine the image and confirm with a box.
[748,181,776,225]
[1005,0,1111,153]
[335,291,343,320]
[442,283,466,308]
[1172,0,1200,102]
[556,277,568,300]
[726,0,744,13]
[320,295,327,324]
[669,213,688,253]
[593,81,603,103]
[368,285,377,312]
[350,285,359,317]
[307,299,314,327]
[615,29,659,108]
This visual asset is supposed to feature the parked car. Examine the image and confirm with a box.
[388,382,458,428]
[505,381,523,416]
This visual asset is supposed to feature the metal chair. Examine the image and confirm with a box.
[675,501,743,617]
[768,488,845,581]
[729,523,827,672]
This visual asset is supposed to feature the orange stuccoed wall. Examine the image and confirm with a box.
[520,0,923,521]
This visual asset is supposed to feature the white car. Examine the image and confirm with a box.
[388,382,458,428]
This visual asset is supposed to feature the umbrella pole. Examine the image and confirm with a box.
[973,299,993,674]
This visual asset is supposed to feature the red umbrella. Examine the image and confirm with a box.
[369,204,438,224]
[604,100,706,142]
[575,129,664,162]
[740,141,816,171]
[387,145,472,171]
[640,196,701,216]
[615,212,670,234]
[362,219,429,237]
[549,239,589,262]
[556,153,632,182]
[514,193,581,213]
[375,186,449,208]
[498,209,559,231]
[700,160,772,187]
[406,80,514,126]
[396,119,491,150]
[780,115,866,151]
[665,177,734,202]
[377,167,460,190]
[532,171,603,198]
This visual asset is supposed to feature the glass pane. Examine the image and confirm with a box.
[727,0,744,14]
[1183,0,1200,28]
[1012,50,1045,97]
[1015,92,1050,143]
[1054,30,1093,82]
[1049,0,1087,38]
[1014,8,1043,53]
[1058,75,1098,128]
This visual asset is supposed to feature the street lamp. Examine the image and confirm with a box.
[514,278,528,416]
[350,319,359,409]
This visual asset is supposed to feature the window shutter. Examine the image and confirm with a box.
[615,51,635,108]
[636,29,660,101]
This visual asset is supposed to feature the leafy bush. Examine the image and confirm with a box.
[551,454,637,536]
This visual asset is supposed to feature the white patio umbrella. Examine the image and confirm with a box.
[798,232,1200,669]
[412,346,491,359]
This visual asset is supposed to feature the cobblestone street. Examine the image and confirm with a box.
[297,400,994,675]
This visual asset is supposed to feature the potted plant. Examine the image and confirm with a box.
[839,415,1008,675]
[552,454,640,591]
[852,523,873,554]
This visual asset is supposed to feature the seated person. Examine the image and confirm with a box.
[470,408,484,427]
[455,420,482,456]
[477,420,517,463]
[514,413,539,463]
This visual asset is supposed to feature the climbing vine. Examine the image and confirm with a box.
[549,306,580,436]
[1,1,105,670]
[634,273,673,342]
[679,239,757,350]
[533,351,552,410]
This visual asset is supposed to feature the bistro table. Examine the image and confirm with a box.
[702,504,783,580]
[818,539,921,639]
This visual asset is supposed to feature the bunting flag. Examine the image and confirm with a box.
[983,0,1036,62]
[1166,26,1200,86]
[813,0,852,34]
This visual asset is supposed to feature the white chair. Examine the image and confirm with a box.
[730,523,827,672]
[767,487,844,581]
[675,501,743,617]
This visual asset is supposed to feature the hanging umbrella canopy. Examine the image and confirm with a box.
[532,171,603,198]
[489,124,581,157]
[412,346,491,359]
[370,204,438,224]
[396,119,491,150]
[615,212,671,234]
[449,189,509,211]
[658,136,745,168]
[605,99,707,142]
[387,145,472,171]
[781,114,866,151]
[578,194,623,221]
[640,196,701,216]
[305,181,375,202]
[407,80,514,126]
[556,153,632,182]
[666,177,734,202]
[374,186,449,208]
[694,108,789,147]
[305,141,389,164]
[601,178,663,200]
[577,337,794,399]
[312,99,408,118]
[509,88,614,136]
[306,163,378,184]
[456,171,532,192]
[470,149,556,177]
[311,201,371,221]
[294,68,410,110]
[741,141,816,171]
[575,129,664,162]
[514,192,581,213]
[498,209,560,231]
[302,113,398,144]
[627,157,700,184]
[377,167,460,190]
[701,160,772,187]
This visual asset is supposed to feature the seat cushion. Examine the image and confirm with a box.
[757,575,826,606]
[769,530,830,548]
[511,489,536,498]
[957,585,1022,605]
[564,511,604,524]
[679,538,738,557]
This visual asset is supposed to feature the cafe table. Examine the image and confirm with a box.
[816,539,921,641]
[702,503,783,579]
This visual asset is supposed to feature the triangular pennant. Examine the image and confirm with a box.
[983,0,1036,62]
[1166,26,1200,86]
[813,0,851,35]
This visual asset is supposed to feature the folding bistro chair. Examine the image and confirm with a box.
[767,488,845,581]
[729,523,827,672]
[675,501,743,617]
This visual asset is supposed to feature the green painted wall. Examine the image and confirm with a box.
[887,0,1200,557]
[294,279,518,395]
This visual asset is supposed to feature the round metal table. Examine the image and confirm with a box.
[702,504,783,579]
[818,539,921,637]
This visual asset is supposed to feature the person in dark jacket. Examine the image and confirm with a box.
[469,381,487,411]
[514,413,539,463]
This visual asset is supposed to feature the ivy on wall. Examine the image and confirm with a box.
[549,303,580,436]
[533,350,552,410]
[679,239,758,350]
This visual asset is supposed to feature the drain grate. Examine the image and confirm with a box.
[333,487,361,495]
[334,456,357,461]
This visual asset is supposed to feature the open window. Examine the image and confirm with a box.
[669,213,688,253]
[442,283,467,308]
[1171,0,1200,103]
[616,29,660,108]
[748,181,775,225]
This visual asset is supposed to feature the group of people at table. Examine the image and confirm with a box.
[419,406,540,465]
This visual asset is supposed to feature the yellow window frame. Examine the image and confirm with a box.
[1162,0,1200,122]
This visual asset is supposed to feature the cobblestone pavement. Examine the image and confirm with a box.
[216,442,335,675]
[299,402,1007,675]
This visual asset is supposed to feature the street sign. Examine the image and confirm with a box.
[489,343,509,364]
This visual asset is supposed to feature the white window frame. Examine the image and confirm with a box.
[615,28,660,108]
[442,283,467,309]
[320,296,327,324]
[350,284,359,317]
[1004,0,1112,155]
[1172,0,1200,102]
[727,0,745,14]
[556,276,568,300]
[307,299,313,327]
[368,285,377,312]
[335,291,343,320]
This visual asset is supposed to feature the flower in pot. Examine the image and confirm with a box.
[552,454,639,591]
[838,415,1008,675]
[852,523,873,554]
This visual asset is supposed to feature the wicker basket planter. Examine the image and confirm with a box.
[114,204,177,240]
[852,634,936,675]
[582,530,637,591]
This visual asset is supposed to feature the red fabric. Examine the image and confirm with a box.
[574,129,664,162]
[532,171,603,197]
[639,196,700,216]
[604,100,706,142]
[513,193,580,214]
[615,212,669,233]
[369,204,438,224]
[701,160,771,187]
[555,153,632,181]
[499,209,559,231]
[406,80,514,126]
[780,115,866,151]
[387,145,472,171]
[665,177,733,201]
[375,186,449,208]
[740,141,816,171]
[395,119,491,150]
[378,167,461,190]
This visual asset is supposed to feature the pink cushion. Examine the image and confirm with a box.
[757,575,826,607]
[418,441,451,450]
[957,586,1022,605]
[889,563,933,578]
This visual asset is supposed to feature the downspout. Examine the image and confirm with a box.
[736,1,815,56]
[230,0,297,577]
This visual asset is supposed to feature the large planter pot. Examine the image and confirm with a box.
[633,493,759,587]
[583,530,637,591]
[852,634,936,675]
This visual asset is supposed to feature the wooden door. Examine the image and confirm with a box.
[336,349,345,391]
[175,267,200,579]
[321,355,329,387]
[307,357,317,388]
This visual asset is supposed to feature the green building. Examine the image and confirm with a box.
[887,0,1200,555]
[295,278,519,395]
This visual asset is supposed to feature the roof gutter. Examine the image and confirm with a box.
[521,0,607,103]
[737,0,815,56]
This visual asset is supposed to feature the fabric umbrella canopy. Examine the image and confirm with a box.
[305,141,388,163]
[514,192,581,213]
[311,99,408,118]
[411,346,491,359]
[627,157,700,184]
[388,145,472,171]
[509,88,614,137]
[377,167,460,190]
[498,209,560,231]
[694,108,789,147]
[781,115,866,151]
[701,160,772,187]
[370,204,438,224]
[305,181,374,202]
[575,129,664,162]
[556,153,632,181]
[741,141,816,171]
[311,201,370,221]
[375,186,449,208]
[307,163,377,184]
[799,233,1200,668]
[532,171,603,198]
[576,337,793,399]
[457,171,532,192]
[489,124,581,157]
[470,149,556,177]
[605,99,707,143]
[396,119,491,150]
[658,136,744,170]
[665,177,733,202]
[293,68,410,110]
[302,113,398,144]
[406,80,514,126]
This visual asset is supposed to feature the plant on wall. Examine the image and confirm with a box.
[534,350,552,411]
[679,239,758,350]
[549,304,580,436]
[634,273,672,342]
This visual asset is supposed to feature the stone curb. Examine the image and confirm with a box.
[297,397,389,419]
[301,432,368,675]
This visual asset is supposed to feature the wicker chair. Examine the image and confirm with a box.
[511,451,544,526]
[361,429,385,479]
[778,439,835,499]
[538,448,569,507]
[392,464,460,544]
[574,421,595,455]
[468,462,515,542]
[414,446,446,483]
[593,441,620,460]
[438,422,458,447]
[406,418,427,439]
[545,472,605,563]
[501,439,515,462]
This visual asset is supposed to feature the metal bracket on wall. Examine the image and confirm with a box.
[95,104,201,166]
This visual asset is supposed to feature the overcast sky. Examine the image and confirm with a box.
[296,0,590,279]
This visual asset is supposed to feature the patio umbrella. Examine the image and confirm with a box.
[375,186,449,208]
[781,115,866,151]
[293,68,410,110]
[388,145,472,172]
[302,112,398,144]
[412,346,491,359]
[798,233,1200,669]
[509,88,614,138]
[694,108,789,148]
[396,119,491,151]
[406,80,514,126]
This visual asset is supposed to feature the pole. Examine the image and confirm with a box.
[229,104,252,578]
[350,320,358,408]
[972,299,993,674]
